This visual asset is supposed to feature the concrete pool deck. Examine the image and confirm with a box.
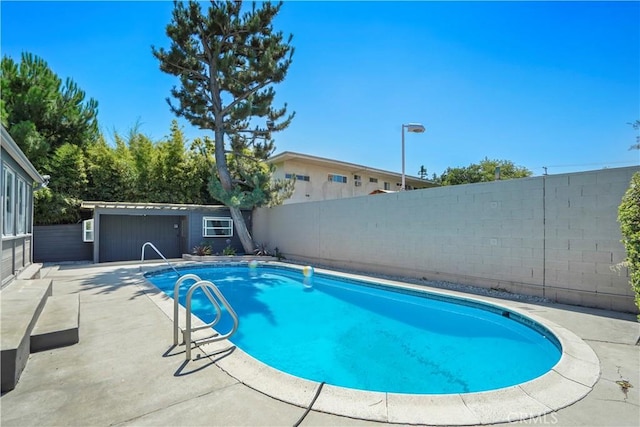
[1,260,638,426]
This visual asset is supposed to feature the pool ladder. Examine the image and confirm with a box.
[141,241,180,276]
[173,274,239,360]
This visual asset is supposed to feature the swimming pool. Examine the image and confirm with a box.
[145,263,561,395]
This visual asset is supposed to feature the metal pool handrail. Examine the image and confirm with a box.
[141,241,180,276]
[173,274,239,360]
[174,274,209,346]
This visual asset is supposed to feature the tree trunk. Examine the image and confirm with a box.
[229,206,254,254]
[213,124,255,255]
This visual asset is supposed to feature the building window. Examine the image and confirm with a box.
[384,182,390,191]
[203,217,233,237]
[354,174,362,187]
[369,177,378,183]
[285,173,310,182]
[328,174,347,184]
[82,219,94,242]
[3,166,15,236]
[16,178,26,235]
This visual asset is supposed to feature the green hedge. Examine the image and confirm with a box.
[618,171,640,317]
[34,188,82,225]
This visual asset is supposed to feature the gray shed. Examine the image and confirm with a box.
[80,202,252,263]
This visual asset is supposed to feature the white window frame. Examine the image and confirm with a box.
[16,178,26,235]
[82,219,94,242]
[202,216,233,237]
[285,173,310,182]
[3,166,15,236]
[328,173,347,184]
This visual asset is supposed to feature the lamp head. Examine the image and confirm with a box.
[405,123,426,133]
[37,174,51,190]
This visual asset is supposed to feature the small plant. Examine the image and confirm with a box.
[274,247,285,261]
[222,239,236,256]
[222,245,237,256]
[254,242,271,256]
[192,243,212,256]
[616,379,633,398]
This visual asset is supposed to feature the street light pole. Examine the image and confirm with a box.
[401,123,426,191]
[402,125,405,191]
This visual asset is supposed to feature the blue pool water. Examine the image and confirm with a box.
[146,264,561,394]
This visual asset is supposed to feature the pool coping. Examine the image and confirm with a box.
[139,261,600,426]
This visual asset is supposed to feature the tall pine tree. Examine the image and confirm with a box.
[1,53,99,171]
[152,0,295,253]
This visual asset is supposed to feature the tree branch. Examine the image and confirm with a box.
[163,60,208,82]
[221,79,275,116]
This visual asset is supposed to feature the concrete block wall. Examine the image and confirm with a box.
[253,166,639,312]
[542,168,636,311]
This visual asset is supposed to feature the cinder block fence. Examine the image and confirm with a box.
[254,166,639,313]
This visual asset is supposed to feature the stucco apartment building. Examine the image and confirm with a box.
[268,151,438,204]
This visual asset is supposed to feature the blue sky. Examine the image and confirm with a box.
[1,1,639,178]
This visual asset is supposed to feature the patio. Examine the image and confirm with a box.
[1,261,638,426]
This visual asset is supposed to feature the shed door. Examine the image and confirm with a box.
[99,215,182,262]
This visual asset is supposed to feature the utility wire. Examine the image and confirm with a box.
[537,160,639,175]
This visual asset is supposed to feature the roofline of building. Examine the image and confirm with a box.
[1,125,45,183]
[267,151,437,185]
[81,201,230,211]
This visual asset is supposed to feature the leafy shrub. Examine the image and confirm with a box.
[618,171,640,317]
[253,242,271,256]
[34,187,82,225]
[192,243,212,256]
[222,245,236,256]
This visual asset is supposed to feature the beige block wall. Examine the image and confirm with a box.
[254,166,639,313]
[542,168,637,311]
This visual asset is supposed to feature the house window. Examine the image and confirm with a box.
[3,166,15,236]
[384,182,390,191]
[354,174,362,187]
[369,177,378,183]
[16,178,26,235]
[285,173,310,182]
[203,217,233,237]
[328,174,347,184]
[82,219,94,242]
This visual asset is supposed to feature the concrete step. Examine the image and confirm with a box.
[30,294,80,353]
[1,279,53,392]
[16,263,43,280]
